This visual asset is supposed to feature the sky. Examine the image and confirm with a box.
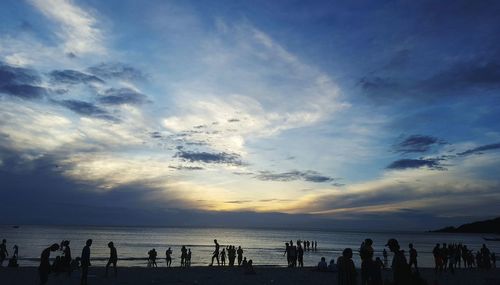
[1,0,500,230]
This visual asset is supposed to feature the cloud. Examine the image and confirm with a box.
[49,69,104,85]
[169,165,204,170]
[458,142,500,156]
[0,62,47,99]
[393,135,446,154]
[386,158,444,170]
[57,99,116,121]
[98,88,149,105]
[28,0,104,54]
[255,170,334,183]
[175,150,243,165]
[420,61,500,92]
[87,62,146,81]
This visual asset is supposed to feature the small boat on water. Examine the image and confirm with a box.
[483,237,500,241]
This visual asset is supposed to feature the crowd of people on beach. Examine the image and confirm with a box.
[283,240,318,268]
[0,237,498,285]
[432,242,496,273]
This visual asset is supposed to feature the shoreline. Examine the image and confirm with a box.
[1,266,499,285]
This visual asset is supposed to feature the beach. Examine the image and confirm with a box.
[1,266,499,285]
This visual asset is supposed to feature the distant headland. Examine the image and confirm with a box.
[431,217,500,234]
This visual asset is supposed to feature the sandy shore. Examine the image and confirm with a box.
[0,266,499,285]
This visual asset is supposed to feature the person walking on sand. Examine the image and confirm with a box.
[0,239,8,267]
[386,239,411,285]
[105,242,117,277]
[237,246,244,266]
[80,239,92,285]
[165,247,172,267]
[209,239,220,266]
[39,243,60,285]
[409,243,419,273]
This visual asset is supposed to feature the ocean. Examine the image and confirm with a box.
[1,225,498,268]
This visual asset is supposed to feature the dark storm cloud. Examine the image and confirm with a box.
[386,158,444,170]
[87,62,146,81]
[98,88,149,105]
[49,69,104,85]
[393,135,446,154]
[228,118,240,122]
[57,100,117,121]
[457,143,500,156]
[0,62,47,99]
[255,170,334,183]
[175,150,243,165]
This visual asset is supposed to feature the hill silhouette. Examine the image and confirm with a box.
[432,217,500,234]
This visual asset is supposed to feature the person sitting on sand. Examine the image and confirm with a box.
[80,239,92,285]
[328,259,337,272]
[39,243,60,285]
[242,257,247,267]
[105,242,117,277]
[386,239,411,285]
[166,247,172,267]
[244,259,255,274]
[337,248,356,285]
[317,257,328,271]
[210,239,220,266]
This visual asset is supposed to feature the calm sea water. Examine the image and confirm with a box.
[1,225,499,268]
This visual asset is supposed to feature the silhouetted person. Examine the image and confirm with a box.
[284,242,290,266]
[432,243,442,273]
[314,241,317,251]
[337,248,356,285]
[148,248,158,268]
[372,257,384,285]
[408,243,419,273]
[8,245,19,267]
[181,246,187,267]
[360,238,374,285]
[244,259,255,274]
[297,244,304,267]
[317,257,328,271]
[80,239,92,285]
[492,252,496,268]
[237,246,243,266]
[220,248,226,266]
[242,257,247,267]
[187,249,191,267]
[0,239,8,267]
[386,239,411,285]
[383,248,388,267]
[39,244,60,285]
[105,242,117,277]
[210,239,220,266]
[62,240,72,274]
[166,247,172,267]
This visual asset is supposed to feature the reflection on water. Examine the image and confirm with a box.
[1,225,499,267]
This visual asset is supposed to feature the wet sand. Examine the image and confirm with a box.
[0,266,499,285]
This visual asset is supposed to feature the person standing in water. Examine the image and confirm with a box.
[105,242,117,277]
[80,239,92,285]
[210,239,220,266]
[165,247,172,267]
